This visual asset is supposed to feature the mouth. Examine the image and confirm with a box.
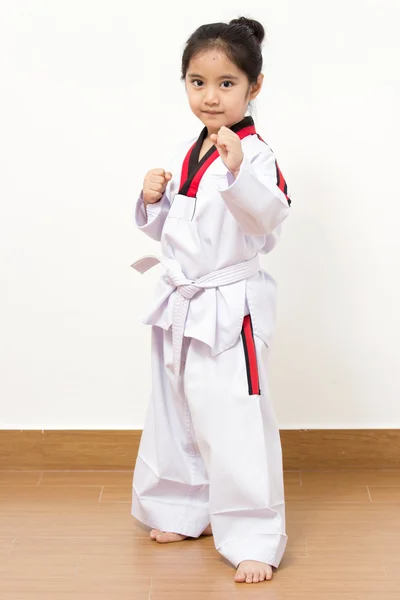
[202,111,223,115]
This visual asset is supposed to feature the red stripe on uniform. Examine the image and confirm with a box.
[276,161,291,206]
[186,150,219,197]
[242,315,260,395]
[257,134,291,206]
[237,125,256,140]
[179,141,196,190]
[186,126,257,197]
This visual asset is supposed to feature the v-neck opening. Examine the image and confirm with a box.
[189,116,255,171]
[178,116,256,197]
[188,127,216,174]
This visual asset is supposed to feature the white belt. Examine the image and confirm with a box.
[131,255,260,375]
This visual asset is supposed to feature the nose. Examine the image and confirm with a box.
[204,87,220,106]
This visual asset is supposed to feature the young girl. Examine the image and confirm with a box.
[131,17,291,584]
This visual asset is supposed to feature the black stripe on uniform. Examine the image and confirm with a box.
[179,116,256,197]
[241,327,253,396]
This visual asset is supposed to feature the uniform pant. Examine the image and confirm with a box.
[131,320,287,568]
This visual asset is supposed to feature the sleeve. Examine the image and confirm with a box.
[260,223,283,254]
[212,143,291,237]
[133,138,195,242]
[134,185,171,242]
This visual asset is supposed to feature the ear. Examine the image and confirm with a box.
[249,73,264,101]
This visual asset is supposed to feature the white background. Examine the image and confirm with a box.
[1,0,399,429]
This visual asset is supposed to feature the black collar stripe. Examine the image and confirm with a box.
[177,116,291,207]
[179,117,256,197]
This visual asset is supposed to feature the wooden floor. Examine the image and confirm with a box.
[1,470,400,599]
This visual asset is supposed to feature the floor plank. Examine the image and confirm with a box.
[0,472,42,486]
[301,470,400,486]
[369,486,400,502]
[40,471,134,487]
[0,469,396,599]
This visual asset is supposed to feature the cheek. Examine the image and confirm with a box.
[188,91,201,109]
[227,90,248,109]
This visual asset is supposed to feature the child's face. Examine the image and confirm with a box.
[185,50,263,135]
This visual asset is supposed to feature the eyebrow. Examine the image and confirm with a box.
[187,73,240,80]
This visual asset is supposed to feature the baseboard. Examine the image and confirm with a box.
[0,430,399,470]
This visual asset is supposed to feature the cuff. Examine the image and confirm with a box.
[212,155,251,193]
[135,192,164,229]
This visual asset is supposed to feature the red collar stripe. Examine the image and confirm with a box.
[177,118,291,207]
[178,117,256,198]
[185,125,257,197]
[179,140,196,191]
[236,125,256,140]
[186,150,219,197]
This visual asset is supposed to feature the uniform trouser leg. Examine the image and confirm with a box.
[183,329,287,568]
[132,324,287,567]
[131,326,210,537]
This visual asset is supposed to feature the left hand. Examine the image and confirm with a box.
[210,127,243,177]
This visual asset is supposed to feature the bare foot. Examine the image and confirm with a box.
[150,524,212,543]
[201,524,213,536]
[234,560,273,584]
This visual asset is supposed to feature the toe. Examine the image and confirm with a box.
[266,566,273,581]
[253,571,260,583]
[150,529,162,540]
[246,571,254,584]
[234,569,246,583]
[155,532,187,543]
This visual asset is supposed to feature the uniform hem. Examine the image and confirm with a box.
[131,486,210,538]
[217,533,288,568]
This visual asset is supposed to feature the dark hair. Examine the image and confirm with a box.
[181,17,265,84]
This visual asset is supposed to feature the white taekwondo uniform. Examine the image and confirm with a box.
[131,116,291,568]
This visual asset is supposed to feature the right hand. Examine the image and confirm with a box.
[143,169,172,206]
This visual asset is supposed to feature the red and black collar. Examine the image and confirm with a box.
[177,115,291,207]
[178,116,256,198]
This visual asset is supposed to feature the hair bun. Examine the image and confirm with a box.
[229,17,265,44]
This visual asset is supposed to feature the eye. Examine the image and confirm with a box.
[221,81,233,89]
[192,79,203,88]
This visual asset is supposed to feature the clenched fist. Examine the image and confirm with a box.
[210,127,244,177]
[143,169,172,206]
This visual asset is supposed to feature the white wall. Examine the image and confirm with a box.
[1,0,399,429]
